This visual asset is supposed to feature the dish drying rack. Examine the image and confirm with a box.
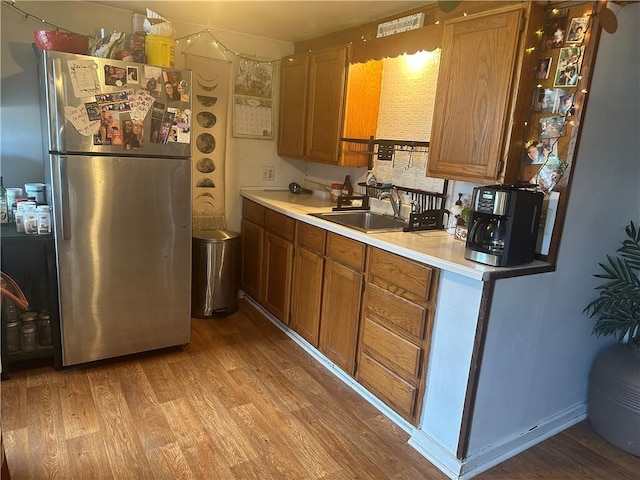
[341,137,430,169]
[356,181,450,232]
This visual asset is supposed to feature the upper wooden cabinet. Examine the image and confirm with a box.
[427,4,541,183]
[278,45,381,166]
[277,54,309,158]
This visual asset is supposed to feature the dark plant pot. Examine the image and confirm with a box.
[588,342,640,457]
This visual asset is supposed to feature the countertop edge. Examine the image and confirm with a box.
[240,190,553,282]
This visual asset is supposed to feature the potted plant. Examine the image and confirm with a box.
[583,220,640,457]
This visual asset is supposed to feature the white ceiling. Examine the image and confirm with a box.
[88,1,432,43]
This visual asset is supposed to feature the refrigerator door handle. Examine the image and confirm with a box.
[51,57,66,150]
[55,155,71,240]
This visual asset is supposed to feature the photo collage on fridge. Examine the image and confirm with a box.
[63,57,191,149]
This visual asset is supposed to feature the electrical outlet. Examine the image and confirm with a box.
[263,166,275,181]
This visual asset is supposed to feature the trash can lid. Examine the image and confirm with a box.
[193,230,240,243]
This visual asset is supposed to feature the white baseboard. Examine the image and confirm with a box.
[458,404,587,479]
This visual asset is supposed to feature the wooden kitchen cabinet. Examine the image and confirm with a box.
[240,199,265,302]
[357,247,439,425]
[240,199,295,325]
[427,4,540,183]
[318,233,366,375]
[290,222,326,346]
[277,45,381,166]
[277,53,309,158]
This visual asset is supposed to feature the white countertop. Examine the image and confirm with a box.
[241,190,552,281]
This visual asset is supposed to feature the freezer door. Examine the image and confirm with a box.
[50,154,191,366]
[40,50,192,158]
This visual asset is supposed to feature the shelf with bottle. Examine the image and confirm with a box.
[1,224,61,377]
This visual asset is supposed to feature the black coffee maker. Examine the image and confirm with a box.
[465,184,543,267]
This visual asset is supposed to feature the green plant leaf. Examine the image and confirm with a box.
[584,220,640,343]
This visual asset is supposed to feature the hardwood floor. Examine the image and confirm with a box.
[2,299,638,479]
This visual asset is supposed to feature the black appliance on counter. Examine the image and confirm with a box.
[465,184,544,267]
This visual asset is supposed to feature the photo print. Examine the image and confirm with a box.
[524,138,558,165]
[162,71,184,102]
[554,46,584,87]
[143,66,162,98]
[566,17,589,44]
[558,93,575,116]
[536,57,552,80]
[127,66,139,84]
[104,64,127,87]
[532,87,568,114]
[543,10,568,49]
[539,116,567,139]
[531,157,567,195]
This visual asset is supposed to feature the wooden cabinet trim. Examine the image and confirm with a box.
[364,283,427,342]
[295,221,326,254]
[360,317,422,382]
[265,209,296,242]
[326,232,366,272]
[242,198,266,226]
[368,247,434,306]
[357,353,418,421]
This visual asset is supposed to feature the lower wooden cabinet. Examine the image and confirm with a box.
[357,247,439,425]
[290,223,326,346]
[242,201,440,424]
[318,233,365,376]
[240,218,264,302]
[241,199,295,324]
[263,231,294,324]
[319,258,363,375]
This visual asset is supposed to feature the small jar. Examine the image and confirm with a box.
[330,183,343,203]
[5,320,21,353]
[2,298,19,324]
[20,311,39,333]
[15,199,26,233]
[38,312,53,346]
[20,324,37,352]
[37,205,51,234]
[23,201,38,235]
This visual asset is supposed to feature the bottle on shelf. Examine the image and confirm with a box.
[0,176,8,224]
[342,175,354,197]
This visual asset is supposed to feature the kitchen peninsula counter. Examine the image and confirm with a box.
[241,189,553,281]
[240,188,573,479]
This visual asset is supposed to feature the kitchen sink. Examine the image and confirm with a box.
[309,211,406,233]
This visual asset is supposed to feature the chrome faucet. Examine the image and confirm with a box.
[379,187,402,218]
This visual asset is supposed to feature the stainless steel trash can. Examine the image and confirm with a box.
[191,230,240,317]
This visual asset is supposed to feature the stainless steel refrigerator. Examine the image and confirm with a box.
[38,50,192,366]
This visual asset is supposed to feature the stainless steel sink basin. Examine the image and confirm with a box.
[310,211,406,233]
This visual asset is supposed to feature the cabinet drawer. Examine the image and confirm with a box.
[365,283,426,341]
[296,221,325,254]
[265,209,295,242]
[326,232,365,271]
[242,198,265,226]
[357,353,418,421]
[368,248,434,305]
[360,318,422,381]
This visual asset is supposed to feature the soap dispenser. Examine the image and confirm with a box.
[447,193,464,234]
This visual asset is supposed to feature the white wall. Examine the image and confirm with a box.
[467,1,640,462]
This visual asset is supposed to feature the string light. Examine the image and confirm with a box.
[2,0,90,37]
[2,1,277,64]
